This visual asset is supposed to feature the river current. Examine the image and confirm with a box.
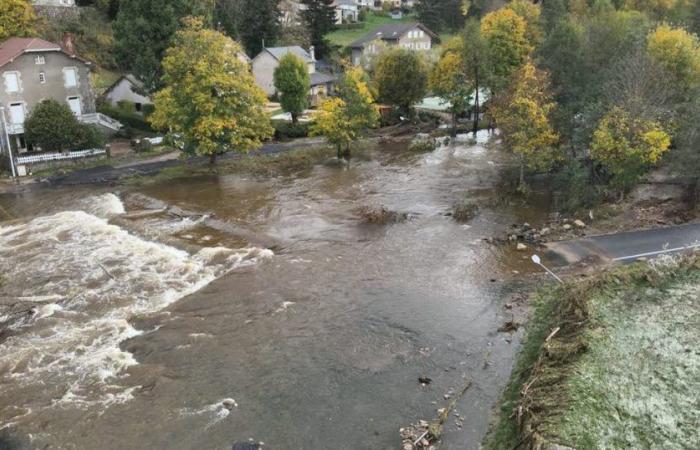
[0,133,543,449]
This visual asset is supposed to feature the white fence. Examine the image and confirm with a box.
[15,148,106,165]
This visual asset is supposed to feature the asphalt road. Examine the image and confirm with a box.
[545,223,700,265]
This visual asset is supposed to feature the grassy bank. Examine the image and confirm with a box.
[485,256,700,449]
[125,145,338,186]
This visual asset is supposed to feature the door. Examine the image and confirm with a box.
[67,97,82,116]
[9,103,24,124]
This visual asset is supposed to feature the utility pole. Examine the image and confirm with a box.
[0,106,16,179]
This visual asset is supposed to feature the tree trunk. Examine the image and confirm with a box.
[344,143,351,160]
[451,111,458,137]
[472,73,480,136]
[291,113,298,125]
[337,145,342,160]
[519,157,525,187]
[209,153,217,164]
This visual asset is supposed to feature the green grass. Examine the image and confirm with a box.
[484,257,700,450]
[327,12,416,47]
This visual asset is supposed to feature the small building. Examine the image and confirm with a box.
[333,0,359,24]
[103,74,153,113]
[349,22,437,66]
[251,46,336,106]
[0,36,120,157]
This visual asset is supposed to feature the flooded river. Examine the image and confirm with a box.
[0,134,545,449]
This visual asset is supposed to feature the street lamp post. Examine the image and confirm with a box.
[531,254,563,284]
[0,106,16,179]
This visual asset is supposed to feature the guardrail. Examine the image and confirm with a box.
[15,148,105,165]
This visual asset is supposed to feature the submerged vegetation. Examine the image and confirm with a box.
[485,256,700,449]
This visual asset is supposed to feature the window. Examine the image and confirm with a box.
[9,103,24,125]
[39,72,46,84]
[63,68,77,87]
[67,96,82,116]
[418,30,424,38]
[35,55,45,65]
[3,72,19,93]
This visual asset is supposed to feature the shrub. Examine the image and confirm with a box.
[409,136,437,153]
[24,99,103,152]
[98,101,153,132]
[453,202,479,222]
[273,120,310,140]
[553,159,601,212]
[357,206,408,224]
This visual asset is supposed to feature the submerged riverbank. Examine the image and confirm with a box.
[484,256,700,449]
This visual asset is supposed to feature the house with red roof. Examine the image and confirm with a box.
[0,35,120,159]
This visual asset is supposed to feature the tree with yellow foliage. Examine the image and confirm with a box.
[0,0,37,41]
[505,0,543,48]
[429,38,469,135]
[590,106,671,194]
[311,66,379,159]
[480,8,533,92]
[490,61,560,187]
[150,18,273,163]
[647,24,700,92]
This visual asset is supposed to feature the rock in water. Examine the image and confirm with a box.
[516,243,527,251]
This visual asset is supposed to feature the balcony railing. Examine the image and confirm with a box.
[79,113,122,131]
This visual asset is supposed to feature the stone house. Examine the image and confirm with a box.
[251,46,336,106]
[0,36,119,155]
[349,22,437,66]
[31,0,76,5]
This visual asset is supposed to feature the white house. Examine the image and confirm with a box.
[103,75,153,113]
[333,0,359,24]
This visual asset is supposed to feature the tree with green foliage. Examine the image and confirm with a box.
[24,100,104,152]
[301,0,336,58]
[490,61,560,187]
[114,0,215,91]
[590,106,671,194]
[541,0,568,32]
[274,53,310,124]
[430,39,469,135]
[238,0,281,56]
[480,8,533,92]
[311,66,379,159]
[374,48,428,116]
[461,18,489,135]
[0,0,37,41]
[416,0,465,33]
[150,18,273,163]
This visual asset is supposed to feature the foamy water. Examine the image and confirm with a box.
[0,194,272,414]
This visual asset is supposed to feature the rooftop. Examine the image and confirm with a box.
[260,46,314,63]
[0,37,62,68]
[348,22,437,49]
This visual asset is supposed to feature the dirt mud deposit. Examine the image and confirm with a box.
[0,134,547,449]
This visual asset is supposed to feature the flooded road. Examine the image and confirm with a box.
[0,134,544,449]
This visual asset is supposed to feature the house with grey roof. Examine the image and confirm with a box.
[349,22,437,66]
[251,46,336,106]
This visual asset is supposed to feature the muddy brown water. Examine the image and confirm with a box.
[0,134,549,450]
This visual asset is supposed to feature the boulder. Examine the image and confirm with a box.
[517,243,528,251]
[574,219,586,228]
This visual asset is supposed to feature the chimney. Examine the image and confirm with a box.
[62,33,75,56]
[309,45,316,61]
